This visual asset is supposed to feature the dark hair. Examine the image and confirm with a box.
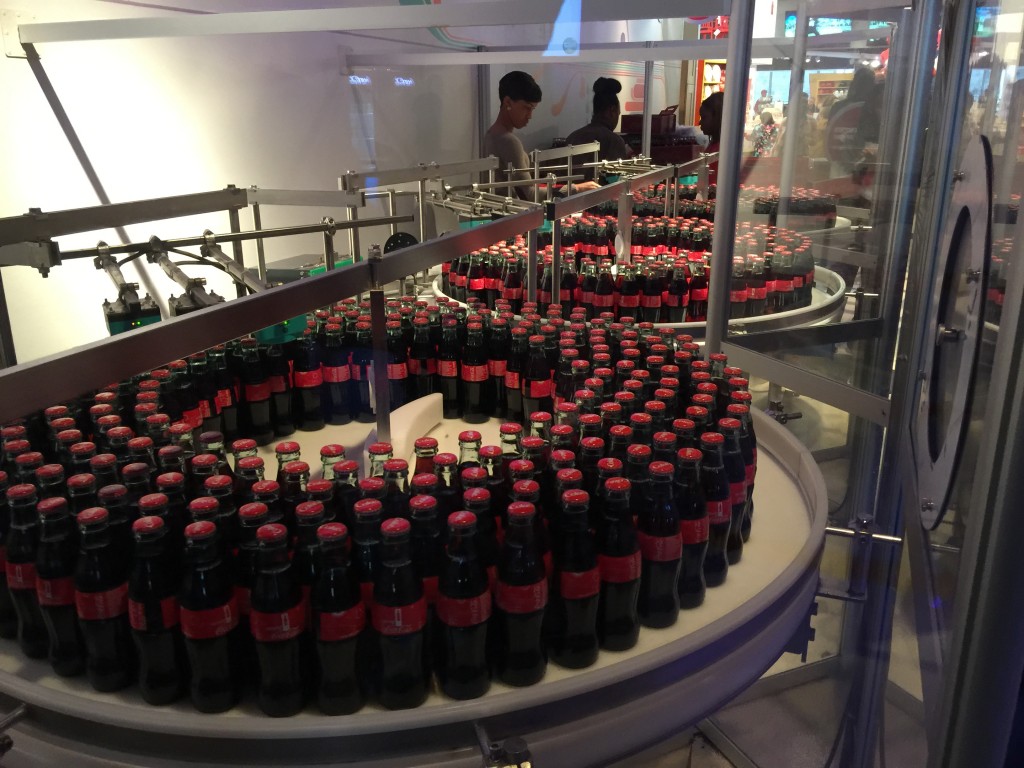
[593,77,622,114]
[761,111,775,125]
[499,71,542,104]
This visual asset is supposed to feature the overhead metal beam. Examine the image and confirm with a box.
[18,1,730,45]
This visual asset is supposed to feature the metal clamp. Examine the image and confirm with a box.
[476,722,534,768]
[0,703,27,758]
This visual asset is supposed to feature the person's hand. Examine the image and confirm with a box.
[573,181,600,192]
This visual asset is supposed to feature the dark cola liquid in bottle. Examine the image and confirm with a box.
[504,328,529,425]
[0,472,19,639]
[437,318,462,419]
[74,507,135,692]
[179,520,240,713]
[494,501,548,687]
[128,515,186,705]
[719,418,746,565]
[728,401,757,543]
[436,511,492,700]
[548,490,600,669]
[35,497,85,676]
[251,523,307,717]
[461,322,491,424]
[373,517,429,710]
[321,323,353,426]
[5,484,49,658]
[596,477,641,651]
[239,338,274,446]
[293,332,325,431]
[636,461,682,629]
[521,335,554,417]
[675,448,709,609]
[312,522,366,715]
[700,432,731,588]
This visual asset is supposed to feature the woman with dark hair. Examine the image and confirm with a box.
[566,77,632,166]
[484,70,598,199]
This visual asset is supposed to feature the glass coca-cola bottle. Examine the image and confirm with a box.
[408,317,437,402]
[0,472,17,639]
[548,489,599,669]
[432,453,461,523]
[179,520,240,712]
[674,448,708,609]
[718,418,747,566]
[437,318,461,419]
[381,459,411,522]
[436,511,492,700]
[501,256,524,315]
[373,517,429,710]
[494,501,548,687]
[461,323,492,424]
[35,497,84,676]
[321,323,352,426]
[293,332,325,432]
[128,515,186,705]
[74,507,134,691]
[700,432,730,588]
[264,343,296,437]
[250,523,307,717]
[504,328,529,424]
[728,402,757,543]
[6,483,49,658]
[239,338,274,446]
[636,461,681,629]
[596,477,641,651]
[521,335,554,416]
[350,322,375,423]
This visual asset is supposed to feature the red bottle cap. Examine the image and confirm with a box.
[252,480,281,495]
[630,369,650,380]
[458,430,482,443]
[479,445,503,460]
[644,400,667,413]
[239,502,269,520]
[307,479,332,494]
[381,517,411,536]
[448,511,477,529]
[67,474,96,491]
[189,497,220,515]
[463,487,490,504]
[205,474,233,491]
[727,404,750,416]
[168,422,191,436]
[414,437,439,450]
[128,436,155,450]
[156,471,185,488]
[237,456,265,471]
[649,461,675,477]
[507,501,535,519]
[5,483,35,501]
[685,406,709,419]
[77,507,109,527]
[701,432,725,445]
[283,461,310,475]
[275,441,301,455]
[508,459,535,476]
[461,466,487,482]
[627,444,652,459]
[731,391,753,404]
[383,459,409,473]
[336,460,360,474]
[512,479,540,496]
[98,484,127,502]
[609,425,633,439]
[122,462,151,480]
[232,438,258,453]
[296,501,325,519]
[107,426,134,441]
[499,422,523,435]
[317,523,349,543]
[368,442,393,456]
[411,473,438,489]
[192,454,218,469]
[629,413,653,425]
[353,498,383,516]
[56,429,83,444]
[358,477,384,493]
[37,497,68,516]
[529,412,552,424]
[692,395,715,407]
[320,444,345,458]
[579,414,603,428]
[550,449,575,464]
[139,493,169,511]
[133,516,165,534]
[718,417,742,431]
[409,495,438,512]
[35,464,63,481]
[556,468,583,484]
[520,437,545,451]
[185,520,217,540]
[257,523,289,543]
[597,457,623,472]
[604,477,631,493]
[44,405,70,420]
[145,414,170,427]
[433,453,457,467]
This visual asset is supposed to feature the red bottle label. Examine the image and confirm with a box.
[75,583,129,621]
[618,294,640,308]
[268,374,289,394]
[631,244,643,256]
[323,365,350,384]
[180,597,240,640]
[488,359,507,377]
[372,598,427,636]
[182,407,204,430]
[748,287,768,299]
[245,381,271,403]
[454,274,467,287]
[349,364,365,381]
[592,293,615,308]
[461,364,488,383]
[599,551,641,583]
[37,576,75,606]
[234,585,251,616]
[360,581,374,608]
[690,289,709,301]
[468,278,487,291]
[422,575,439,606]
[765,280,777,293]
[637,531,683,562]
[663,292,679,307]
[438,360,459,378]
[525,378,553,399]
[487,277,501,291]
[559,289,573,301]
[777,279,794,293]
[502,287,524,300]
[128,595,180,631]
[794,276,805,289]
[730,290,748,303]
[317,603,366,642]
[437,591,492,627]
[730,482,747,506]
[409,358,437,376]
[596,244,609,257]
[5,561,36,590]
[680,516,710,545]
[250,603,306,642]
[581,291,595,305]
[707,499,731,524]
[215,388,234,411]
[504,371,521,389]
[388,363,408,380]
[496,580,548,613]
[293,368,323,388]
[641,294,662,308]
[559,568,600,599]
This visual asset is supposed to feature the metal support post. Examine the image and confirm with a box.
[777,2,809,228]
[618,190,633,264]
[368,244,391,445]
[349,207,361,264]
[417,180,427,244]
[323,222,336,271]
[251,199,268,280]
[0,273,17,368]
[226,206,247,298]
[551,217,562,311]
[527,228,539,303]
[642,48,653,159]
[705,0,754,355]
